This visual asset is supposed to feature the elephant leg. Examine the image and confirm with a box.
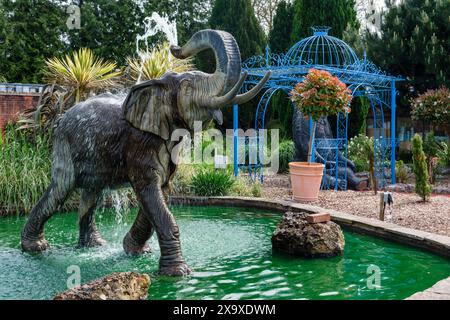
[21,138,75,252]
[123,207,154,255]
[78,189,106,248]
[21,179,74,252]
[132,173,190,276]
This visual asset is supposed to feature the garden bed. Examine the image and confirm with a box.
[261,174,450,237]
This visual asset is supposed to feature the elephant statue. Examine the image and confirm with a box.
[292,108,367,190]
[21,29,271,276]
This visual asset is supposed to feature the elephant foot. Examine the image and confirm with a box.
[78,232,107,248]
[123,232,151,256]
[21,236,50,252]
[160,262,192,277]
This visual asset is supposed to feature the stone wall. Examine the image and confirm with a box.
[0,93,39,130]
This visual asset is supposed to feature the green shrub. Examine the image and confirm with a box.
[437,141,449,167]
[251,182,263,197]
[191,167,234,197]
[277,140,295,173]
[348,134,377,193]
[171,164,196,195]
[348,134,371,172]
[395,160,410,184]
[411,87,450,129]
[412,134,431,202]
[353,159,369,173]
[230,177,262,197]
[423,132,446,183]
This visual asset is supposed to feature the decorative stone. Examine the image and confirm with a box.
[54,272,150,300]
[272,211,345,258]
[306,213,331,224]
[406,277,450,300]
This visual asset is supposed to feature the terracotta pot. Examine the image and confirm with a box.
[289,162,325,202]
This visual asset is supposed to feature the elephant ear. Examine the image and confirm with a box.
[122,80,172,140]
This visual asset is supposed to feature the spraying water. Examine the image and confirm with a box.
[100,188,132,232]
[135,12,178,83]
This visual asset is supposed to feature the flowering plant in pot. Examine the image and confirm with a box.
[289,69,352,202]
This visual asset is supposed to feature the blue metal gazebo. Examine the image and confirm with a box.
[232,27,403,189]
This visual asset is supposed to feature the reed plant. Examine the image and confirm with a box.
[0,124,52,214]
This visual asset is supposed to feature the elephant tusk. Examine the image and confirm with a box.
[205,72,248,108]
[231,71,271,105]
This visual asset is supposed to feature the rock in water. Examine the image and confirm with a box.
[272,212,345,258]
[54,272,150,300]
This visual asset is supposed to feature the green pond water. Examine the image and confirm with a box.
[0,205,449,300]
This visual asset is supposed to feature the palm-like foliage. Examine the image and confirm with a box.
[44,48,122,103]
[0,75,6,82]
[17,84,72,135]
[126,42,194,82]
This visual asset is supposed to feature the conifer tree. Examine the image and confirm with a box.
[268,0,294,53]
[412,134,431,202]
[0,0,67,83]
[366,0,450,92]
[291,0,359,41]
[209,0,266,60]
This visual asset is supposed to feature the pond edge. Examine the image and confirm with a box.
[169,196,450,300]
[169,196,450,259]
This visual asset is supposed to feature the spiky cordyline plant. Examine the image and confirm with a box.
[127,42,194,82]
[44,48,122,103]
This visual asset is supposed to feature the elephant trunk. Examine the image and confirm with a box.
[170,29,242,95]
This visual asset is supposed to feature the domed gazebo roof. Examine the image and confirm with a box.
[283,27,359,67]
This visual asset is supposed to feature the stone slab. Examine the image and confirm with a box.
[306,213,331,223]
[406,277,450,300]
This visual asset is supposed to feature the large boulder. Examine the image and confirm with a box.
[272,211,345,258]
[54,272,150,300]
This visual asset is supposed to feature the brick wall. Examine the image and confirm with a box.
[0,94,40,130]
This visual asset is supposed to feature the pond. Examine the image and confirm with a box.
[0,205,449,300]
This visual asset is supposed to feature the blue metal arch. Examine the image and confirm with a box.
[235,26,403,190]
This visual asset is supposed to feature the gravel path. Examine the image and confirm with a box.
[262,178,450,237]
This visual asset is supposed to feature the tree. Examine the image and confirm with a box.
[411,87,450,133]
[252,0,286,33]
[412,133,431,202]
[422,132,447,184]
[68,0,148,66]
[209,0,266,129]
[0,0,67,83]
[143,0,212,45]
[268,0,294,53]
[209,0,266,60]
[291,0,359,41]
[366,0,450,93]
[348,97,370,138]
